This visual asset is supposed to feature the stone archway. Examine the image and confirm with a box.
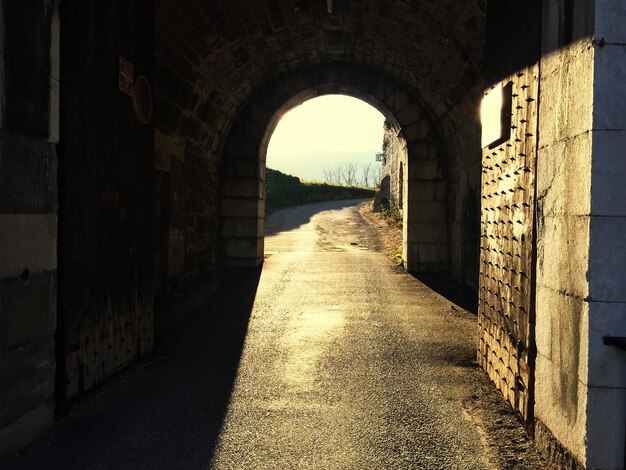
[218,63,449,273]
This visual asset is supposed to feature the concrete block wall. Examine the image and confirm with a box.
[403,129,449,273]
[534,1,626,467]
[535,28,594,470]
[585,0,626,466]
[0,1,59,459]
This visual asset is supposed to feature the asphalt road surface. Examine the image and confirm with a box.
[2,199,543,470]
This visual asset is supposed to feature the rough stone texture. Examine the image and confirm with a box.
[534,419,585,470]
[380,122,407,213]
[0,130,58,215]
[0,272,56,352]
[0,214,57,279]
[535,36,594,470]
[0,0,59,460]
[155,0,485,278]
[583,1,626,467]
[533,1,626,467]
[216,62,469,274]
[0,400,54,464]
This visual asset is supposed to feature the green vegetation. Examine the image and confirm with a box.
[266,168,376,212]
[374,204,403,229]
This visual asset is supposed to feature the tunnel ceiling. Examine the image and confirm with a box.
[156,0,485,149]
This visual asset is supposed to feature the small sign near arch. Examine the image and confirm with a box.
[133,75,153,124]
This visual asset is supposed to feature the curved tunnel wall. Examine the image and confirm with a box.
[219,63,451,272]
[154,0,485,288]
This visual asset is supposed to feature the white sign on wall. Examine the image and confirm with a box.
[481,82,512,148]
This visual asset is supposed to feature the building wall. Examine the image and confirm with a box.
[381,122,408,213]
[584,0,625,466]
[535,1,625,468]
[0,0,59,460]
[380,92,482,286]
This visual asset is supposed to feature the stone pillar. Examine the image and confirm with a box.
[534,1,626,467]
[403,139,449,272]
[221,161,265,268]
[0,1,59,460]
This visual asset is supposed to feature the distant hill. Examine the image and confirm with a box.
[265,168,375,212]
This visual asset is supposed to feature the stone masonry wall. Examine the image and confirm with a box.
[381,121,408,213]
[584,0,626,466]
[0,0,59,459]
[534,1,626,468]
[154,0,485,280]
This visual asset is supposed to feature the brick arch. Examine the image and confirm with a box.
[219,63,448,271]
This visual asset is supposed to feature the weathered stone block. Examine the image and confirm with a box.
[596,0,626,43]
[403,119,429,141]
[0,214,57,279]
[408,141,429,160]
[534,349,588,467]
[221,177,260,198]
[397,103,423,126]
[385,87,410,112]
[220,217,263,238]
[233,160,260,178]
[586,301,626,389]
[0,399,53,461]
[591,130,626,216]
[407,181,435,201]
[536,214,590,298]
[220,197,263,218]
[593,44,626,130]
[417,243,448,264]
[0,130,57,214]
[588,215,626,302]
[0,271,56,352]
[586,386,626,469]
[537,131,591,217]
[223,237,263,259]
[403,241,418,271]
[534,286,588,386]
[406,201,446,223]
[539,43,594,145]
[0,337,54,426]
[408,223,447,244]
[408,160,439,181]
[168,228,186,281]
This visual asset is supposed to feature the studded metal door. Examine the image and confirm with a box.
[477,64,538,422]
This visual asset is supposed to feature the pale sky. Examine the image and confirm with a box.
[267,95,385,182]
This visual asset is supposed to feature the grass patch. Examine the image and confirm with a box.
[375,205,403,229]
[266,168,375,212]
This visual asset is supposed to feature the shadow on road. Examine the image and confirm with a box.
[411,272,478,314]
[264,199,368,237]
[2,268,262,470]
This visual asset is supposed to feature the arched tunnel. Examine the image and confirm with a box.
[155,0,484,279]
[1,1,625,468]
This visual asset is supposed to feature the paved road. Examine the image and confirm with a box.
[2,199,542,469]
